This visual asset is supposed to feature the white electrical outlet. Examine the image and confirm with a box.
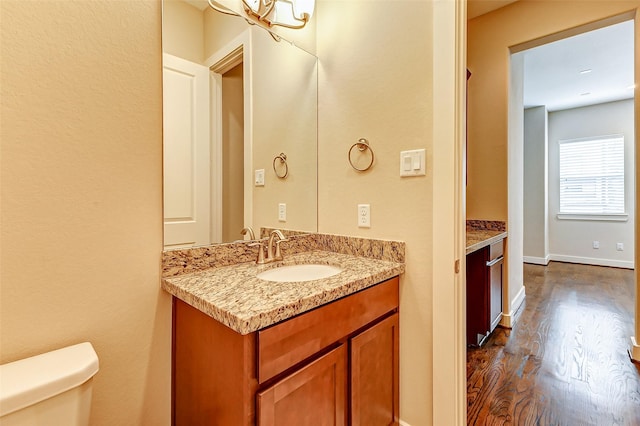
[358,204,370,228]
[255,169,265,186]
[617,242,624,251]
[593,241,600,249]
[278,203,286,222]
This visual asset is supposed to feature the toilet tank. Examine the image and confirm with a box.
[0,342,99,426]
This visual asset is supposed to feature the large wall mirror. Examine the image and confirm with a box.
[162,0,318,249]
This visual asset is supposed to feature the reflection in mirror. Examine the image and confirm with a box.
[162,0,318,249]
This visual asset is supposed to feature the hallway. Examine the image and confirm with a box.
[467,262,640,425]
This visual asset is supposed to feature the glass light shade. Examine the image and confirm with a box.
[244,0,260,14]
[292,0,314,18]
[272,1,298,26]
[272,0,314,26]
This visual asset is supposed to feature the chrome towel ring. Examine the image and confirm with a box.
[273,153,288,178]
[348,138,374,172]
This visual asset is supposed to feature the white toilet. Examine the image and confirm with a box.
[0,342,99,426]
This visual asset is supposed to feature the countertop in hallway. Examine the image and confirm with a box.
[466,220,507,254]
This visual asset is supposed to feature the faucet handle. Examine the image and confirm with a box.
[248,241,266,264]
[267,230,288,261]
[273,238,288,260]
[273,230,288,261]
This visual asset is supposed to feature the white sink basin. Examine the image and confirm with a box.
[256,264,342,282]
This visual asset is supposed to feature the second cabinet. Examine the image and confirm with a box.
[466,240,504,346]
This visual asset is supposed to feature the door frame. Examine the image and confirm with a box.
[432,0,467,424]
[206,29,253,243]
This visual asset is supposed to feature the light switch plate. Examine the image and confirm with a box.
[255,169,265,186]
[278,203,286,222]
[400,149,426,177]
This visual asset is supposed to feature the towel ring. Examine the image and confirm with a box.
[348,138,374,172]
[273,153,288,179]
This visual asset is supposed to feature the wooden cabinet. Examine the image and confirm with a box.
[257,345,347,426]
[172,276,399,425]
[466,240,504,346]
[350,314,399,426]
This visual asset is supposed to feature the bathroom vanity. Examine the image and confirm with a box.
[162,234,405,425]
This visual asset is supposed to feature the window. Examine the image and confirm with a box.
[558,135,625,216]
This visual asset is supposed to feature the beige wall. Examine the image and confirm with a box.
[251,27,318,233]
[468,0,640,362]
[0,1,169,425]
[203,5,249,60]
[163,0,204,63]
[317,2,438,424]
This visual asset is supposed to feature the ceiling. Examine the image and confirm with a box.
[523,20,634,112]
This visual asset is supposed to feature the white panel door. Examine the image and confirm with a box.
[163,54,210,248]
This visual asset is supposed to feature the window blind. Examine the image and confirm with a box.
[558,135,624,215]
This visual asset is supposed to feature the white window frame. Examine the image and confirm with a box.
[556,134,628,222]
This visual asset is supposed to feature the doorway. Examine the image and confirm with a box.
[518,19,635,271]
[208,32,253,244]
[220,63,245,243]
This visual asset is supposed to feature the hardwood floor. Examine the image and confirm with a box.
[467,261,640,426]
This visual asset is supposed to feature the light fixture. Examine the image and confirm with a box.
[207,0,313,42]
[242,0,314,29]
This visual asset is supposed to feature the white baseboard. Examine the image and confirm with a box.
[500,285,526,328]
[399,420,411,426]
[631,337,640,362]
[523,255,550,265]
[548,254,634,269]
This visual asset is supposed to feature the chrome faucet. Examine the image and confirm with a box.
[249,229,288,264]
[240,227,255,240]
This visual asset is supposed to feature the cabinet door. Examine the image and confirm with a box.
[173,299,257,426]
[466,247,489,346]
[350,314,399,426]
[257,345,347,426]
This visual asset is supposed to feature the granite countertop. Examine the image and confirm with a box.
[465,220,507,255]
[466,229,508,255]
[162,250,405,335]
